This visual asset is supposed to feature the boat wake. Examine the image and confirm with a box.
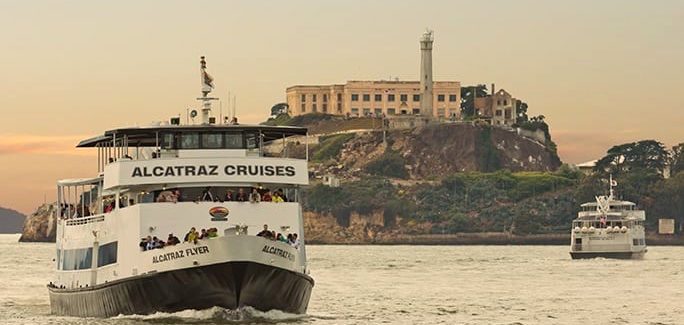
[113,306,313,324]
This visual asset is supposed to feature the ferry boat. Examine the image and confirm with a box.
[48,57,314,317]
[569,176,647,259]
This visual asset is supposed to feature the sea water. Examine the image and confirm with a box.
[1,234,682,324]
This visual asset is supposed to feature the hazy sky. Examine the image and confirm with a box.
[1,0,682,214]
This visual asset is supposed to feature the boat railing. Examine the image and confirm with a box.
[65,214,106,226]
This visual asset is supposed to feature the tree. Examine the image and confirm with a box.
[671,143,684,177]
[515,100,529,124]
[460,84,488,117]
[270,103,289,117]
[594,140,669,176]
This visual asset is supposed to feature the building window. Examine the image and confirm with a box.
[312,103,317,112]
[374,108,382,116]
[400,94,408,102]
[387,108,396,115]
[337,93,342,101]
[497,100,501,106]
[387,94,395,102]
[374,94,382,101]
[363,94,370,102]
[351,94,359,101]
[322,103,328,112]
[437,94,445,102]
[504,109,511,119]
[337,102,342,112]
[97,241,118,267]
[323,94,328,102]
[363,108,371,116]
[351,108,359,116]
[301,94,306,102]
[495,110,502,117]
[449,94,457,102]
[312,94,317,102]
[413,94,420,102]
[413,108,420,114]
[301,103,306,112]
[503,99,508,105]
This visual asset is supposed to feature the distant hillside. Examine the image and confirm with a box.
[0,207,26,234]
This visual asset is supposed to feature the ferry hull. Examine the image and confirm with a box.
[48,261,313,318]
[570,250,646,260]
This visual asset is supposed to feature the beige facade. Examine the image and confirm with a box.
[286,80,461,118]
[474,86,518,126]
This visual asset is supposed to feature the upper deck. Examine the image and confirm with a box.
[75,124,310,190]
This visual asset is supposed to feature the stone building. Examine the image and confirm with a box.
[286,80,461,118]
[474,84,519,126]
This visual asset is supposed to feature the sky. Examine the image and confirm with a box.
[0,0,682,214]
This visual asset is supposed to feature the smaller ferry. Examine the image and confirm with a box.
[570,176,647,259]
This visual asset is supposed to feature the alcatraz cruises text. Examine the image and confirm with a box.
[131,164,297,178]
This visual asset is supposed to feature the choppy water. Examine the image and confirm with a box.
[1,234,682,325]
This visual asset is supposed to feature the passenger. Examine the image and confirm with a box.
[277,233,287,243]
[156,190,174,203]
[225,190,234,202]
[200,187,215,202]
[184,227,199,244]
[167,233,180,246]
[235,188,248,202]
[172,189,182,203]
[276,189,288,202]
[207,228,218,238]
[199,229,208,239]
[152,236,165,249]
[261,190,272,202]
[257,224,271,238]
[139,237,149,251]
[291,233,300,249]
[271,230,277,240]
[272,192,284,203]
[287,234,294,245]
[145,236,154,250]
[249,188,261,203]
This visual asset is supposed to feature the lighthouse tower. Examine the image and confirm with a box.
[419,29,434,117]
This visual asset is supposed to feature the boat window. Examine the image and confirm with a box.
[161,133,177,149]
[97,241,118,267]
[245,132,258,149]
[201,133,223,149]
[179,133,200,149]
[62,247,93,270]
[225,133,243,149]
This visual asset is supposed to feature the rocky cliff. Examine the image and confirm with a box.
[314,123,561,180]
[19,203,57,242]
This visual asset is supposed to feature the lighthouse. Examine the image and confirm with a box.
[419,29,434,117]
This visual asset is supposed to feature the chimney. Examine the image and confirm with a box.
[491,83,496,96]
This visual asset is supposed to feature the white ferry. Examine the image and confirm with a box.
[570,176,647,259]
[48,57,314,317]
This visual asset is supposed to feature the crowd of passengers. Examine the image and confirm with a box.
[139,227,219,251]
[139,224,300,251]
[257,224,300,249]
[156,187,288,203]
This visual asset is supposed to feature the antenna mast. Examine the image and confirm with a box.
[197,56,219,124]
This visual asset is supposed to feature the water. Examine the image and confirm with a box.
[1,234,682,325]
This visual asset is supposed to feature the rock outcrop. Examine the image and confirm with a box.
[19,203,57,242]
